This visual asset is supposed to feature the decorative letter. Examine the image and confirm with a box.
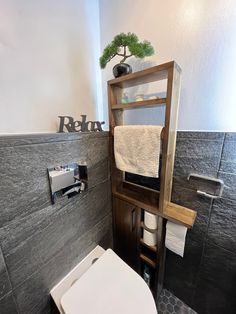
[93,121,105,131]
[73,120,82,132]
[58,116,74,132]
[80,115,88,132]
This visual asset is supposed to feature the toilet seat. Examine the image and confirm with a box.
[61,249,157,314]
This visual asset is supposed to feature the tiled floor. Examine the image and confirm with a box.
[157,289,197,314]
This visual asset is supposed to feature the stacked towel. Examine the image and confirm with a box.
[114,125,163,178]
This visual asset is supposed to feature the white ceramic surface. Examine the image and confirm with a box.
[61,249,158,314]
[50,246,105,314]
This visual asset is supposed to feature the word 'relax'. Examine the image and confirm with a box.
[58,115,105,133]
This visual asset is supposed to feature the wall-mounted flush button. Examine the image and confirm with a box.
[48,161,88,204]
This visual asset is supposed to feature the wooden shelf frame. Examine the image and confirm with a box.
[140,254,156,269]
[108,61,196,301]
[140,238,157,253]
[112,98,166,110]
[108,61,173,88]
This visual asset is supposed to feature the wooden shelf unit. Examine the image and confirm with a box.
[108,61,196,301]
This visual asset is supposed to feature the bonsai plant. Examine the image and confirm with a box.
[100,32,154,78]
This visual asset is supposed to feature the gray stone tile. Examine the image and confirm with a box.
[173,136,223,192]
[88,157,109,189]
[193,278,235,314]
[193,243,236,314]
[1,180,111,288]
[167,131,236,313]
[174,156,219,178]
[221,138,236,162]
[218,171,236,201]
[175,138,223,159]
[86,136,109,167]
[0,292,18,314]
[220,134,236,175]
[165,238,203,306]
[0,246,11,299]
[173,162,221,196]
[207,198,236,252]
[198,243,236,296]
[171,184,212,242]
[0,136,109,227]
[13,214,112,314]
[177,131,225,141]
[0,131,108,147]
[219,160,236,175]
[225,132,236,142]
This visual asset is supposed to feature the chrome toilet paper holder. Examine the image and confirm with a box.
[187,173,224,199]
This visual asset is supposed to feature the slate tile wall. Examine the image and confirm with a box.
[0,132,112,314]
[165,132,236,314]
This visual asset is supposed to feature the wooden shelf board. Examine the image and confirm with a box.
[140,222,157,234]
[113,182,159,214]
[113,183,196,228]
[112,98,166,110]
[108,61,178,88]
[140,254,156,268]
[163,202,197,229]
[140,238,157,253]
[113,182,197,227]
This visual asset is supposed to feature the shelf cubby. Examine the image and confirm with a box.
[140,238,157,253]
[140,254,156,269]
[111,98,166,110]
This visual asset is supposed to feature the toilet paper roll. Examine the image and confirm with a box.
[165,221,187,257]
[144,211,158,230]
[143,229,157,246]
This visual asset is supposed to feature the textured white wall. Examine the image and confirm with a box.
[99,0,236,131]
[0,0,102,133]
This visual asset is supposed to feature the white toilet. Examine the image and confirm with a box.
[51,246,158,314]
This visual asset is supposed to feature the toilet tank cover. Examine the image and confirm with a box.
[61,248,157,314]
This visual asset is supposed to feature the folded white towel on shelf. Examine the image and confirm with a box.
[114,125,163,178]
[165,221,187,257]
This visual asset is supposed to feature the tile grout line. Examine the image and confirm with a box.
[4,210,112,293]
[0,134,108,149]
[0,245,20,314]
[190,132,226,306]
[217,133,226,179]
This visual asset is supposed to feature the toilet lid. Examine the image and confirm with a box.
[61,249,157,314]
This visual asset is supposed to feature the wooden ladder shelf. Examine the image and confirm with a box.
[107,61,196,301]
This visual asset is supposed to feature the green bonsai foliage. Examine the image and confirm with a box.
[100,32,154,69]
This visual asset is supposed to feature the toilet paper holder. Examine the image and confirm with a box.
[187,173,224,199]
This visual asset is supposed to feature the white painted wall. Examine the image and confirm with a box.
[99,0,236,131]
[0,0,102,133]
[1,1,236,133]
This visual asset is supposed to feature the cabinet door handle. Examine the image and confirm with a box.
[131,208,136,232]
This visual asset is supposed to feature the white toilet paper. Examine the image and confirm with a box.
[143,229,157,246]
[165,221,187,257]
[144,211,158,230]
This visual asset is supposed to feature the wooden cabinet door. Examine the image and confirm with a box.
[113,197,138,271]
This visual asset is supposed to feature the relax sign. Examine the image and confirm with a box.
[58,115,105,133]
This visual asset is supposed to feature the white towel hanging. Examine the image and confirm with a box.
[114,125,163,178]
